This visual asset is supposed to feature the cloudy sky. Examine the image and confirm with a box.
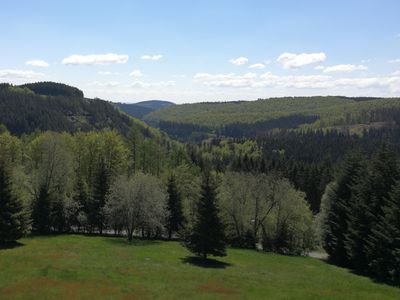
[0,0,400,103]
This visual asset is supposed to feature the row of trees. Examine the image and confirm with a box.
[321,145,400,285]
[0,127,314,257]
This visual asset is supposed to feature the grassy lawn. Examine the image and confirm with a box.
[0,235,399,299]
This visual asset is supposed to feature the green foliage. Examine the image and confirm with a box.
[166,174,185,239]
[0,82,151,136]
[20,82,84,98]
[0,163,26,243]
[322,153,364,266]
[146,96,400,141]
[322,146,400,285]
[184,174,226,258]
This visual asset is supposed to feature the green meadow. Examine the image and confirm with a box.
[0,235,399,300]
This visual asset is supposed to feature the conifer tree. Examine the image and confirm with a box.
[184,173,226,259]
[0,163,25,243]
[89,161,109,234]
[166,174,185,239]
[367,181,400,284]
[31,183,52,234]
[324,154,363,266]
[346,145,399,274]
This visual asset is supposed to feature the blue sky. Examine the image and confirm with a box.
[0,0,399,103]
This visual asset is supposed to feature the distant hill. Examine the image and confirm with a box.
[144,96,400,141]
[135,100,175,110]
[114,100,175,120]
[0,82,153,136]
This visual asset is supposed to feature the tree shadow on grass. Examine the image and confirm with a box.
[181,256,232,269]
[0,241,25,250]
[102,237,161,247]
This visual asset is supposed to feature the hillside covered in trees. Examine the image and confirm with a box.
[0,82,152,136]
[1,82,400,288]
[144,96,400,141]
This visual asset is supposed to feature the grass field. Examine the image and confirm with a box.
[0,235,399,299]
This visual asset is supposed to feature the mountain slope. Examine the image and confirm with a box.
[145,96,400,141]
[0,82,152,136]
[135,100,174,110]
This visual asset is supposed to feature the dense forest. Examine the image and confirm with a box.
[1,82,400,286]
[136,96,400,141]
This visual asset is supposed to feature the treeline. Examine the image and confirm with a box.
[0,127,314,256]
[320,146,400,285]
[185,129,400,214]
[145,96,400,139]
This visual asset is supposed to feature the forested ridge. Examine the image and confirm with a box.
[0,82,153,137]
[142,96,400,141]
[1,81,400,286]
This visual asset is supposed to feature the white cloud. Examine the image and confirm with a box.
[88,81,120,87]
[277,52,326,69]
[229,57,249,66]
[0,69,44,79]
[140,54,163,61]
[322,64,368,73]
[129,69,143,77]
[25,60,49,67]
[248,63,266,69]
[389,58,400,63]
[130,80,175,88]
[314,65,325,70]
[193,71,400,93]
[391,70,400,76]
[98,71,111,75]
[62,53,129,65]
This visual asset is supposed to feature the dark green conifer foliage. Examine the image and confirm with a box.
[166,174,185,239]
[31,183,52,234]
[184,174,226,259]
[346,145,399,274]
[367,181,400,284]
[324,154,363,266]
[89,161,109,234]
[0,163,25,243]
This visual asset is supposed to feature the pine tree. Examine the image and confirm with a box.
[0,163,25,243]
[367,181,400,284]
[31,183,52,234]
[184,174,226,259]
[166,174,185,239]
[88,161,109,234]
[346,145,399,274]
[324,154,363,266]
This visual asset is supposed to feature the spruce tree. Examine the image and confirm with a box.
[88,161,109,234]
[0,163,25,243]
[184,174,226,259]
[166,174,185,239]
[346,145,399,274]
[31,183,52,234]
[324,154,363,266]
[367,181,400,284]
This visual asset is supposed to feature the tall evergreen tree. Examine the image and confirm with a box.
[0,163,25,243]
[88,161,109,234]
[346,145,399,273]
[367,181,400,284]
[184,174,226,259]
[31,183,52,234]
[324,154,363,266]
[166,174,185,239]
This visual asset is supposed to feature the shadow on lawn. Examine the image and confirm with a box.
[0,241,25,250]
[181,256,232,269]
[102,237,161,247]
